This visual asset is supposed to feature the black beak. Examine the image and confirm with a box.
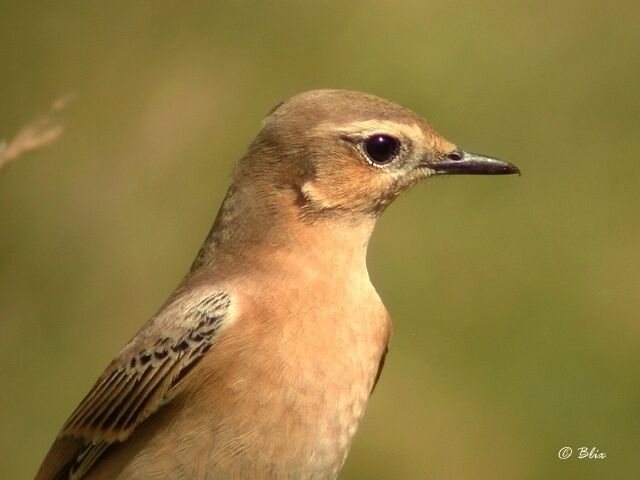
[422,150,520,175]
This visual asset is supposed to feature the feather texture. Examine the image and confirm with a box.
[35,291,231,480]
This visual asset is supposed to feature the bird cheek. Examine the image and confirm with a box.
[299,181,336,210]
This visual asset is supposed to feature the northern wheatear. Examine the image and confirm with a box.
[35,89,519,480]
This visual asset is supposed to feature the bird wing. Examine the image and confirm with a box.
[371,345,388,394]
[34,291,232,480]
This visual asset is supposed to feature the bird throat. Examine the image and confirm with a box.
[191,182,376,275]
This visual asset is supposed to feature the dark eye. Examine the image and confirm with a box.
[363,134,400,165]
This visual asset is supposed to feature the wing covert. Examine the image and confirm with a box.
[35,291,231,480]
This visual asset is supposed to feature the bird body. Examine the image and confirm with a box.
[35,89,518,480]
[82,268,388,479]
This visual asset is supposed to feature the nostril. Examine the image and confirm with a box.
[447,151,464,161]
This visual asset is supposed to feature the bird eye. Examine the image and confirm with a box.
[363,134,400,165]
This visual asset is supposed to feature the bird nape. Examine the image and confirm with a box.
[35,89,518,480]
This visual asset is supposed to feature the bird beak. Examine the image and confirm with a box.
[422,151,520,175]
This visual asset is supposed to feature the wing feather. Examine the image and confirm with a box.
[35,291,231,480]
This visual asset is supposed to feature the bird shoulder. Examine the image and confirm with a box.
[34,290,232,480]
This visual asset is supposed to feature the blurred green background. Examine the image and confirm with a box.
[1,1,638,478]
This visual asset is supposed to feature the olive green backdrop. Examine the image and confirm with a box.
[1,1,638,479]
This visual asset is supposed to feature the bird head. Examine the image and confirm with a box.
[238,89,519,220]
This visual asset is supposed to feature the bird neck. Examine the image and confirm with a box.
[191,179,376,275]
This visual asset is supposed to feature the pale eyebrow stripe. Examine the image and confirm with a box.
[314,119,423,139]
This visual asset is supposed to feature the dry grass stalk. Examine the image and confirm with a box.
[0,94,74,170]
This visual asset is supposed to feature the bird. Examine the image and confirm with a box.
[34,89,519,480]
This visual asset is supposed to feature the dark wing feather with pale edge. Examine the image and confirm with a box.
[371,345,388,394]
[34,291,231,480]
